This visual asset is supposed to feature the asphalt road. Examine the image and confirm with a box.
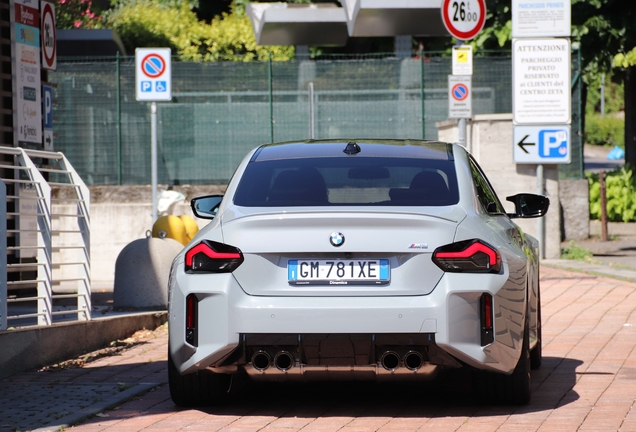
[2,263,636,432]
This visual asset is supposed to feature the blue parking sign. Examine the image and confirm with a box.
[135,48,172,101]
[43,86,53,130]
[514,125,571,164]
[539,129,568,158]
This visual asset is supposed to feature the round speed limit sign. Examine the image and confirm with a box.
[441,0,486,41]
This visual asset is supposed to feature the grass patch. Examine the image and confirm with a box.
[561,241,593,261]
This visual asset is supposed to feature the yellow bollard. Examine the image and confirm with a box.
[179,214,199,243]
[152,215,188,246]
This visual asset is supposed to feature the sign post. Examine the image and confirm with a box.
[512,38,571,125]
[512,0,571,259]
[135,48,172,223]
[441,0,484,148]
[42,85,53,150]
[40,1,56,71]
[441,0,486,41]
[448,75,472,119]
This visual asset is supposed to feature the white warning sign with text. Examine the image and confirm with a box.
[513,38,571,125]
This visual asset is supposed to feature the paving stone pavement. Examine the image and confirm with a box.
[0,326,168,432]
[3,264,636,431]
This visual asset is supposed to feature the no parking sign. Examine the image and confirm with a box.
[448,75,472,118]
[135,48,172,101]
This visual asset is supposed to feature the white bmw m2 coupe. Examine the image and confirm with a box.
[168,139,549,406]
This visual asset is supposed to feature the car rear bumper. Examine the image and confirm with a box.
[168,261,525,377]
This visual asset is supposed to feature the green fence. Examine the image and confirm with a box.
[49,51,583,185]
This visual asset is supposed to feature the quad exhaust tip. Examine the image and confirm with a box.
[253,349,425,373]
[380,351,425,371]
[380,351,401,371]
[274,351,295,371]
[251,351,271,371]
[404,351,424,371]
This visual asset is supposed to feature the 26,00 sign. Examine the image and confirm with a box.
[441,0,486,41]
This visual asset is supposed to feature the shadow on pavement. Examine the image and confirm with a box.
[179,356,583,419]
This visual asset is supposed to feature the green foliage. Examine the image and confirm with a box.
[561,241,593,261]
[105,1,293,61]
[56,0,103,29]
[588,167,636,222]
[585,114,625,147]
[614,47,636,68]
[585,73,624,115]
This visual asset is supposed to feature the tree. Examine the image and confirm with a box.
[104,0,294,61]
[56,0,104,29]
[573,0,636,168]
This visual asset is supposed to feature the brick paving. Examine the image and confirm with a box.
[3,264,636,431]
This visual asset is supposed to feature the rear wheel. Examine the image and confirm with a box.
[473,316,531,405]
[168,351,232,407]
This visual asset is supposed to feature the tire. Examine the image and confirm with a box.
[472,316,532,405]
[530,287,542,370]
[168,351,232,407]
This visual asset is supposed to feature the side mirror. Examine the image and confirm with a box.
[506,193,550,219]
[190,195,223,219]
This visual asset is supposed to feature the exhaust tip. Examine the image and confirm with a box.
[251,351,271,371]
[274,351,295,371]
[380,351,401,371]
[404,351,424,371]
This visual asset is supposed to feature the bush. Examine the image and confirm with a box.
[106,1,294,61]
[585,114,624,147]
[588,167,636,222]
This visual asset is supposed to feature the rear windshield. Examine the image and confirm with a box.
[233,157,459,207]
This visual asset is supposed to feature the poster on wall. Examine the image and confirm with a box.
[11,0,42,258]
[11,0,42,146]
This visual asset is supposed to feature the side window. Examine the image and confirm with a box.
[468,157,505,215]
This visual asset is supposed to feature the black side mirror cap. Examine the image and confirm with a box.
[506,193,550,219]
[190,195,224,219]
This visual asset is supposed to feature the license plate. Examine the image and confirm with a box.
[288,259,390,285]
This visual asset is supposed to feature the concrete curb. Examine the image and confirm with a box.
[31,382,160,432]
[542,259,636,283]
[0,311,167,380]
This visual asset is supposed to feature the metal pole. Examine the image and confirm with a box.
[537,164,545,259]
[420,47,426,139]
[116,52,122,185]
[600,73,605,117]
[268,52,274,143]
[151,102,158,223]
[458,118,467,145]
[308,82,315,139]
[455,41,467,146]
[600,170,608,241]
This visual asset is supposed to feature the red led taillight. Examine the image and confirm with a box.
[185,294,197,346]
[184,240,244,273]
[432,239,501,273]
[480,293,494,346]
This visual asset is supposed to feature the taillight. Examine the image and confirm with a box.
[480,293,494,346]
[184,240,243,273]
[432,239,501,273]
[186,294,198,346]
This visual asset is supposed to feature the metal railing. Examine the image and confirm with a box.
[0,148,90,330]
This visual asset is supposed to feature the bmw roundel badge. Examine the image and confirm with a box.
[330,232,345,247]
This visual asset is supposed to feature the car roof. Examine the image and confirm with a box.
[252,139,455,162]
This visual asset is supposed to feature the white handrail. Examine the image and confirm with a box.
[0,148,91,328]
[14,148,53,326]
[0,178,6,331]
